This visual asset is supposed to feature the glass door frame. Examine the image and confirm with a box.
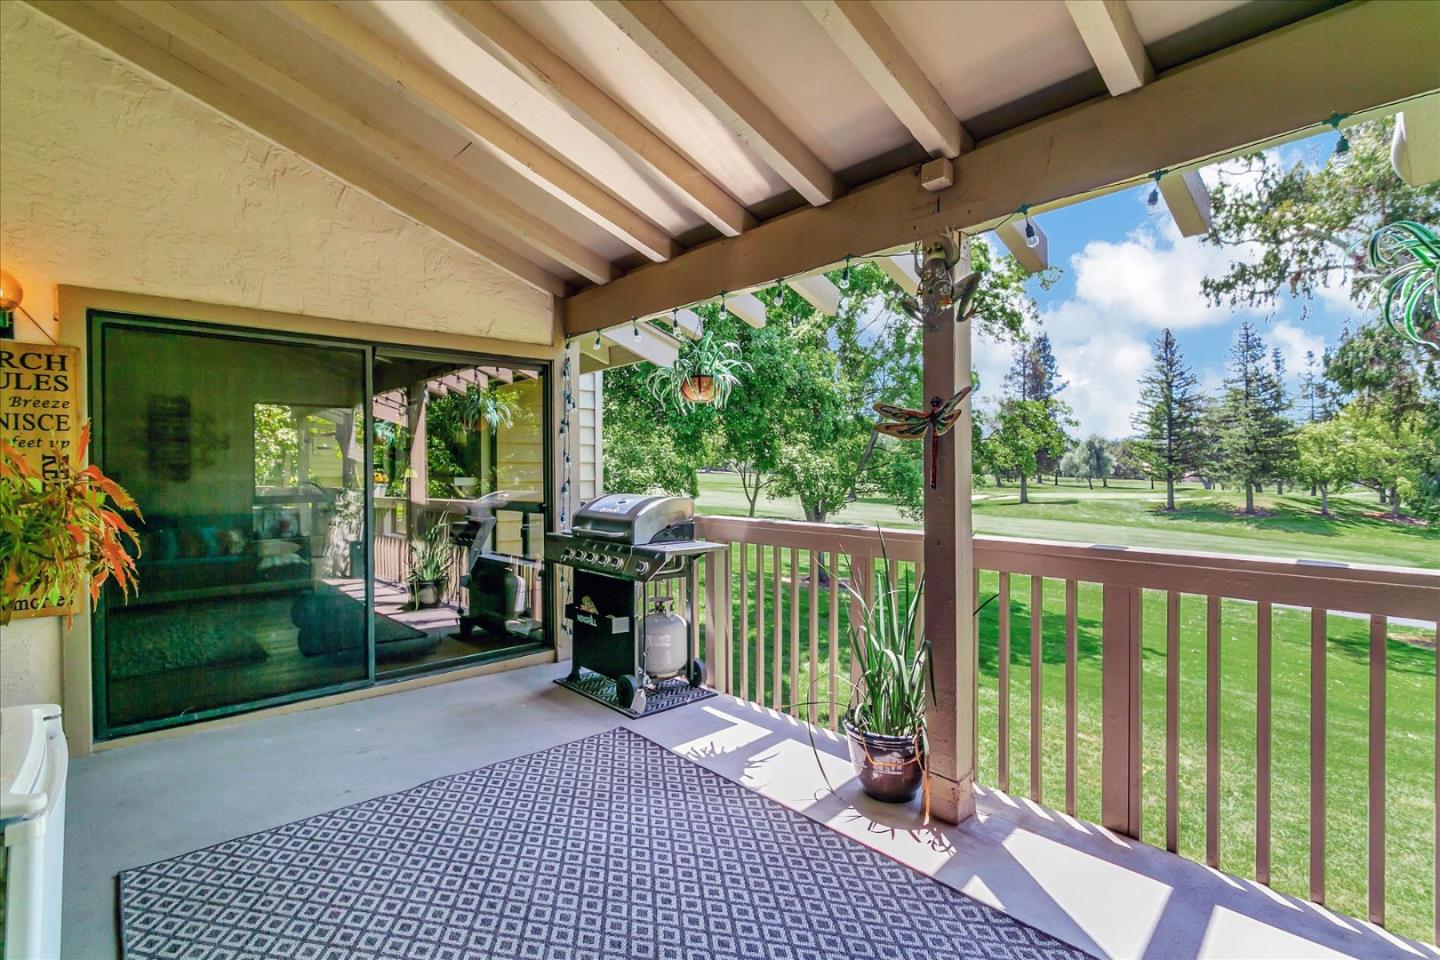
[86,310,553,741]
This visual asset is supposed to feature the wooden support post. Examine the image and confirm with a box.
[405,382,428,537]
[922,232,976,824]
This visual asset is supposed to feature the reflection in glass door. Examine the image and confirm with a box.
[369,352,549,678]
[94,319,369,736]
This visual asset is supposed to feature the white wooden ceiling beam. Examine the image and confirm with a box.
[789,274,842,316]
[592,0,839,207]
[993,219,1049,273]
[1158,169,1212,238]
[802,0,970,159]
[602,322,682,367]
[722,293,768,329]
[26,0,573,298]
[443,0,753,239]
[1065,0,1153,96]
[1392,96,1440,187]
[562,1,1437,333]
[876,255,918,295]
[85,0,611,289]
[271,0,676,265]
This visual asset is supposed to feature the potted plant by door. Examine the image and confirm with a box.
[1,425,142,626]
[646,331,750,411]
[838,540,930,808]
[407,523,454,608]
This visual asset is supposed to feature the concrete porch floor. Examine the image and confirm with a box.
[66,662,1436,960]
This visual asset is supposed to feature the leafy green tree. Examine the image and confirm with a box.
[1339,404,1429,520]
[1062,435,1113,489]
[990,400,1070,504]
[1003,332,1069,482]
[1203,118,1440,316]
[1216,321,1294,513]
[601,363,703,497]
[1294,416,1357,516]
[1132,329,1205,510]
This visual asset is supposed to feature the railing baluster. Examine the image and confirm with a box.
[1065,579,1077,818]
[807,549,819,722]
[998,571,1011,793]
[828,557,840,730]
[755,545,766,707]
[1311,607,1326,904]
[1031,575,1043,802]
[772,545,782,711]
[1166,591,1179,854]
[1434,619,1439,947]
[1207,594,1220,868]
[704,551,719,691]
[1369,614,1386,926]
[724,546,734,694]
[1257,600,1272,885]
[739,545,750,701]
[789,546,800,714]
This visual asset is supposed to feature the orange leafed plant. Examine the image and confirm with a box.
[0,423,142,626]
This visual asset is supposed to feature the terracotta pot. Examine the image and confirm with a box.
[843,719,925,804]
[679,375,716,404]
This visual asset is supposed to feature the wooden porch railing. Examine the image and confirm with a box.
[691,514,1440,940]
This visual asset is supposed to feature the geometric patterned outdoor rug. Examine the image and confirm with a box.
[119,728,1091,960]
[555,667,717,718]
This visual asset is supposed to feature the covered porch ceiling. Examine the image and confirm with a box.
[15,0,1437,352]
[14,0,1440,349]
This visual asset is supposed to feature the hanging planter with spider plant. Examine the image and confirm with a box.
[646,330,750,411]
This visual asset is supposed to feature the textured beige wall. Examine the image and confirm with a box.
[0,3,553,342]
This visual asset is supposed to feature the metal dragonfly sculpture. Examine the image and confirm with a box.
[872,385,974,490]
[1367,220,1439,354]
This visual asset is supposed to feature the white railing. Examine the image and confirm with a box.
[692,514,1440,940]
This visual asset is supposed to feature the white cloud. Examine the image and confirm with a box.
[1267,322,1326,379]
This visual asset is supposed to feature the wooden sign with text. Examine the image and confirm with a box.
[1,342,81,619]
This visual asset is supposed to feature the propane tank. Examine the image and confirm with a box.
[643,598,688,678]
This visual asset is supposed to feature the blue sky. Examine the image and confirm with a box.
[971,130,1361,439]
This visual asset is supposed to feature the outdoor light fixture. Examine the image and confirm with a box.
[1323,112,1352,170]
[838,255,852,290]
[0,268,27,340]
[1023,210,1040,249]
[593,331,602,350]
[1146,170,1166,209]
[773,281,784,307]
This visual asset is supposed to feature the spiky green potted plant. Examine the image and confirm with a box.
[646,331,750,411]
[838,539,930,808]
[408,522,454,608]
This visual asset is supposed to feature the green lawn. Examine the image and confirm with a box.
[694,471,1439,569]
[692,472,1438,941]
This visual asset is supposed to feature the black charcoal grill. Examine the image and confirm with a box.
[546,494,722,712]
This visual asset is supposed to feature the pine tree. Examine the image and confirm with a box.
[1003,334,1071,488]
[1268,347,1297,494]
[1216,322,1293,513]
[1131,329,1205,510]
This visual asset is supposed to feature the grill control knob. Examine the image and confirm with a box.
[634,560,649,575]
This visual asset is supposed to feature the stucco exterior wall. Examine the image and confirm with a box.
[0,3,553,343]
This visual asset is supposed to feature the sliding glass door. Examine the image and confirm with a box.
[368,351,549,679]
[93,318,370,736]
[90,314,551,739]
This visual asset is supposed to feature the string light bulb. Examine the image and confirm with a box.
[1323,113,1352,170]
[1023,210,1040,249]
[593,330,602,350]
[773,281,785,307]
[719,292,728,319]
[632,318,640,341]
[1146,170,1166,209]
[838,255,851,291]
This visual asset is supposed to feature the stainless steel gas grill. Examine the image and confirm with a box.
[546,494,723,713]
